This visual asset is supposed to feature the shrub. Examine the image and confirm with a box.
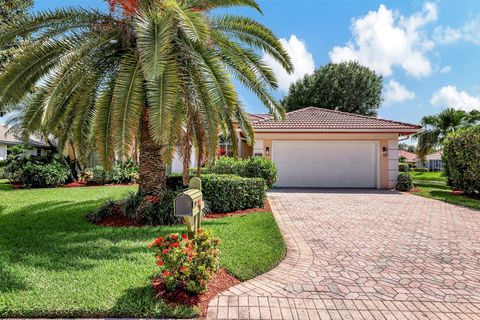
[443,126,480,193]
[112,160,139,183]
[244,157,277,188]
[21,161,69,188]
[149,230,221,293]
[413,167,429,172]
[209,156,277,188]
[86,200,119,223]
[398,163,409,172]
[133,190,181,225]
[166,173,186,190]
[201,174,266,212]
[395,173,413,191]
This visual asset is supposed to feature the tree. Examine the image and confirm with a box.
[0,0,33,73]
[0,0,292,199]
[414,108,480,158]
[398,143,416,153]
[282,61,382,116]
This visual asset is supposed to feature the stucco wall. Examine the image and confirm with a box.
[0,144,6,161]
[250,132,399,189]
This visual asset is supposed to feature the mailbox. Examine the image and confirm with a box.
[174,177,204,237]
[174,189,204,217]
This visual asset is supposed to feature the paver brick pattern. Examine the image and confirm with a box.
[207,190,480,320]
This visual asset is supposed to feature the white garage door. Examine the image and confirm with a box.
[272,140,378,188]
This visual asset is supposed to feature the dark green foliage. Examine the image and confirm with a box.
[201,174,266,212]
[282,61,382,116]
[21,162,69,188]
[413,168,429,172]
[166,173,187,190]
[398,163,409,172]
[135,190,181,225]
[86,200,119,223]
[209,156,277,188]
[82,162,139,184]
[395,173,413,192]
[443,126,480,193]
[3,145,69,187]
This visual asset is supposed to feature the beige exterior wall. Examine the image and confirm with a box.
[251,132,399,189]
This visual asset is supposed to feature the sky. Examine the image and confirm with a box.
[30,0,480,126]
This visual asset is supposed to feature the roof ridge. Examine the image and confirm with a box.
[284,107,421,128]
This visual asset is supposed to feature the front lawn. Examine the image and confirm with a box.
[0,184,284,318]
[408,171,447,182]
[409,179,480,211]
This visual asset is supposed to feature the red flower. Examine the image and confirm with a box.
[147,242,153,249]
[156,259,163,267]
[162,249,169,255]
[181,234,188,239]
[154,237,163,244]
[162,270,171,277]
[172,234,178,240]
[180,266,187,273]
[172,242,179,248]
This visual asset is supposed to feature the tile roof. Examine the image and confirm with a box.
[399,150,418,162]
[251,107,422,132]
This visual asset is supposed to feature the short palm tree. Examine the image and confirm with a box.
[0,0,293,197]
[414,108,480,158]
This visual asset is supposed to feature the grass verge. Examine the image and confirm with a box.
[0,184,284,318]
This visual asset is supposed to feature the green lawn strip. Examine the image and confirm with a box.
[0,186,284,318]
[408,171,447,182]
[411,181,480,211]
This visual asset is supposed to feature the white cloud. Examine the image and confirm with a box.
[434,16,480,45]
[439,65,451,73]
[329,2,437,78]
[263,34,315,93]
[431,85,480,111]
[383,79,415,105]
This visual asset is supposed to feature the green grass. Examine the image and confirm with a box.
[0,184,285,318]
[408,171,447,182]
[410,180,480,211]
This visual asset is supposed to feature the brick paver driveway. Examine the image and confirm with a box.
[207,189,480,320]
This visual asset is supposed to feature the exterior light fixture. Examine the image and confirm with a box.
[265,146,270,156]
[382,147,388,156]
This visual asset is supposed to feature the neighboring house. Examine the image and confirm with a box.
[424,151,444,172]
[0,125,53,160]
[399,150,418,167]
[233,107,421,189]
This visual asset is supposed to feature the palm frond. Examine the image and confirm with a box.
[188,0,262,13]
[95,78,117,170]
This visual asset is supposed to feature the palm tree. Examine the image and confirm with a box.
[0,0,293,198]
[414,108,480,158]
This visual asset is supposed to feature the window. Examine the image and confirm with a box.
[37,148,42,156]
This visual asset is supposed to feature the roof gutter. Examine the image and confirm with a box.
[253,128,422,134]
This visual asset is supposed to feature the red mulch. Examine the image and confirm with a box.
[152,268,240,316]
[410,187,421,193]
[62,181,137,188]
[205,199,272,219]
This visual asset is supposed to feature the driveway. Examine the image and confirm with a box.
[207,190,480,319]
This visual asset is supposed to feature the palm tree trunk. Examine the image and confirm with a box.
[139,108,166,196]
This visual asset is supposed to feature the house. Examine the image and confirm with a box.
[399,150,419,167]
[422,151,444,172]
[235,107,421,189]
[0,125,54,160]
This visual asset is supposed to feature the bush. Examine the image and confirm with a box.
[166,173,267,213]
[3,146,70,188]
[209,156,277,188]
[201,174,266,212]
[82,162,139,185]
[21,161,69,188]
[413,167,429,172]
[395,173,413,191]
[398,163,409,172]
[443,126,480,193]
[149,230,221,293]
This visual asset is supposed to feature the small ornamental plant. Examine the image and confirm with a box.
[149,230,221,294]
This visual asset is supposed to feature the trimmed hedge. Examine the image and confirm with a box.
[413,167,429,172]
[395,172,413,191]
[166,173,266,213]
[202,174,266,213]
[209,156,277,188]
[398,163,409,172]
[21,162,69,188]
[443,126,480,193]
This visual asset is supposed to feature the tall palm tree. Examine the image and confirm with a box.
[414,108,480,158]
[0,0,293,197]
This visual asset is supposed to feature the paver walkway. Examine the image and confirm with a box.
[207,189,480,320]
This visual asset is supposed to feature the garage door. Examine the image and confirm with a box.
[272,140,378,188]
